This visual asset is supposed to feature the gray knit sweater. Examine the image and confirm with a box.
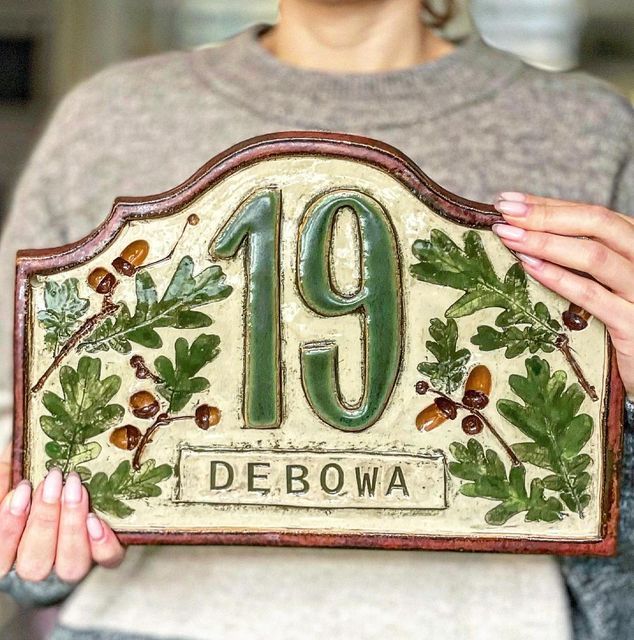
[0,25,632,640]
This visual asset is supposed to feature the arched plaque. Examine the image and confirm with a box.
[12,133,624,554]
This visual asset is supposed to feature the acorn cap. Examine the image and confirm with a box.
[434,396,457,420]
[112,256,136,277]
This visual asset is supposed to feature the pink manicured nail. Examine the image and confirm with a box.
[87,513,105,541]
[492,223,526,241]
[496,201,529,216]
[498,192,526,203]
[517,253,544,268]
[42,468,63,504]
[63,472,83,505]
[9,481,32,516]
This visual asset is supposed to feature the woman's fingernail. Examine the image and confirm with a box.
[492,223,526,241]
[517,253,544,268]
[42,468,63,504]
[87,513,105,541]
[496,201,530,216]
[497,192,526,203]
[63,472,83,505]
[10,481,32,516]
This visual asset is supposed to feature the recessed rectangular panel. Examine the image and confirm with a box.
[175,447,447,510]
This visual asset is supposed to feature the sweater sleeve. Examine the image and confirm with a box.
[0,95,83,447]
[0,570,74,607]
[560,401,634,640]
[0,89,90,606]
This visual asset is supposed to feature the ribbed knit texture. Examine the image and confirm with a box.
[0,25,632,640]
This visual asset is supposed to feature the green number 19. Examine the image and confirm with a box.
[212,188,402,432]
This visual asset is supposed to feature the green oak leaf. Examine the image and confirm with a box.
[81,256,232,353]
[472,324,556,359]
[37,278,90,355]
[448,439,563,525]
[88,460,173,518]
[410,230,562,359]
[417,318,471,393]
[40,356,124,478]
[499,356,594,518]
[154,334,220,412]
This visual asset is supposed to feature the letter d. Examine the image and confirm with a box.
[210,461,234,490]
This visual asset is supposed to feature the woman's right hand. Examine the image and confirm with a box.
[0,442,125,583]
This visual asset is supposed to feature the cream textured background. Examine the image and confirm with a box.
[24,156,608,539]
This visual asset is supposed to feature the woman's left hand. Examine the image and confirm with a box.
[491,192,634,399]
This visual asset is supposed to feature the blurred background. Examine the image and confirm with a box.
[0,0,632,637]
[0,0,633,222]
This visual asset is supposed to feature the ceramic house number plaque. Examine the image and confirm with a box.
[13,133,624,554]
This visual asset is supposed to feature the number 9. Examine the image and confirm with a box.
[298,191,403,432]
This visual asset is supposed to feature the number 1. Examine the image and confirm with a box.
[212,189,282,429]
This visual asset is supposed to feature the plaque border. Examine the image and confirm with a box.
[12,131,625,555]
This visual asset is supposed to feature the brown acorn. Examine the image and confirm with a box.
[562,304,591,331]
[112,240,150,276]
[462,365,492,409]
[415,403,447,432]
[195,404,221,430]
[462,415,484,436]
[87,268,116,295]
[129,391,160,419]
[110,425,142,450]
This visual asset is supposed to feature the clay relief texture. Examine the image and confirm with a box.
[34,221,232,517]
[29,207,598,528]
[411,229,595,526]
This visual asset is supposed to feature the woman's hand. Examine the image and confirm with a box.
[0,442,125,583]
[492,192,634,399]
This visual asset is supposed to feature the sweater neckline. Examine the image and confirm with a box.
[191,24,524,129]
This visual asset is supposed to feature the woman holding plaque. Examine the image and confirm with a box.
[0,1,632,639]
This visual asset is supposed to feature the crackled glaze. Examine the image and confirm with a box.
[13,133,623,554]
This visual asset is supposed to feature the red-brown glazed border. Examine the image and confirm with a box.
[12,132,625,555]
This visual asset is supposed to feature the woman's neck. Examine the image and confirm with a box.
[260,0,455,74]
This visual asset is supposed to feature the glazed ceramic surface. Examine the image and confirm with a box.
[13,133,623,553]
